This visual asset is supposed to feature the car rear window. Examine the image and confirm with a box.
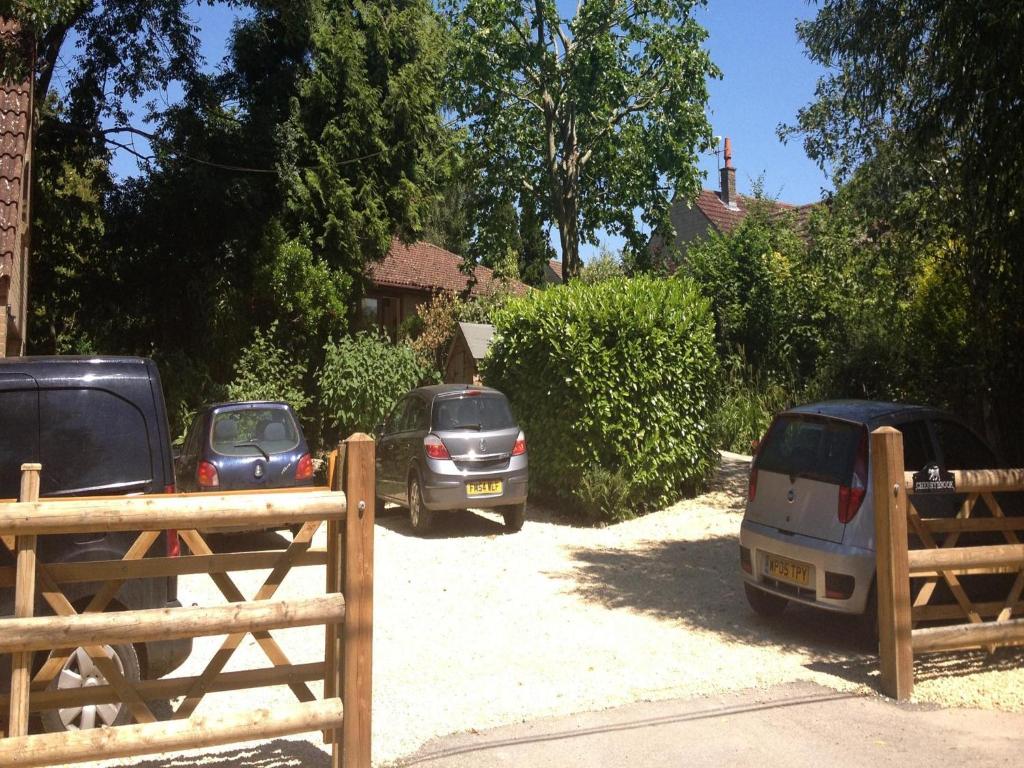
[433,394,515,431]
[211,408,300,456]
[39,389,153,495]
[756,415,863,485]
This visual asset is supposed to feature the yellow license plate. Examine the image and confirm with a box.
[466,480,503,497]
[766,554,811,587]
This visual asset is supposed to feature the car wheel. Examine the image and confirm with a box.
[40,643,140,732]
[744,582,788,617]
[408,475,434,535]
[500,503,525,533]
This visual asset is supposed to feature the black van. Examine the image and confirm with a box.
[0,356,191,731]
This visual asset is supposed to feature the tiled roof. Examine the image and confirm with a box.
[0,20,31,269]
[367,239,528,296]
[544,259,562,283]
[694,189,817,235]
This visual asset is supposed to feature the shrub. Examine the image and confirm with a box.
[575,466,634,524]
[710,355,793,453]
[226,322,312,415]
[483,275,719,516]
[318,331,438,443]
[578,248,625,284]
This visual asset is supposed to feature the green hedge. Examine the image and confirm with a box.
[482,276,719,516]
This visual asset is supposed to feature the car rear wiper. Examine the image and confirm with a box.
[234,442,270,461]
[449,424,483,431]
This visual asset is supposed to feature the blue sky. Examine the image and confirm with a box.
[89,0,830,260]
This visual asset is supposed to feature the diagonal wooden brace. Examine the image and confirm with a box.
[172,524,321,719]
[30,531,162,689]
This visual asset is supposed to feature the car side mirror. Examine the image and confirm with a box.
[172,444,183,461]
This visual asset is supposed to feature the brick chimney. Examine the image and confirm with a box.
[720,137,737,209]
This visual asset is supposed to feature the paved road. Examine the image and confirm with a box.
[396,682,1020,768]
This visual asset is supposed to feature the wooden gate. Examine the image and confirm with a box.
[0,433,374,767]
[872,427,1024,700]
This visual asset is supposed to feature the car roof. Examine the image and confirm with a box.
[201,401,293,414]
[0,355,153,382]
[408,384,506,400]
[786,399,946,428]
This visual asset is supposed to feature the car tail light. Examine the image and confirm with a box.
[295,453,314,481]
[740,546,752,574]
[197,460,220,488]
[838,428,869,524]
[166,530,181,557]
[464,389,481,396]
[512,431,527,456]
[162,484,181,557]
[424,434,450,460]
[748,468,758,502]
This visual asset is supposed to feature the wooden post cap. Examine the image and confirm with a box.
[20,464,41,471]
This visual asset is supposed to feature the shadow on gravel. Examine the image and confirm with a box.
[376,507,507,538]
[121,739,330,768]
[564,534,1024,692]
[807,645,1024,691]
[201,530,291,552]
[564,535,870,656]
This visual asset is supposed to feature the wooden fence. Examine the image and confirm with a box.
[0,433,374,768]
[872,427,1024,700]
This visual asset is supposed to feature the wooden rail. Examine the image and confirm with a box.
[0,433,375,768]
[872,427,1024,700]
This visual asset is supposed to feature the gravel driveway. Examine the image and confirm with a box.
[90,452,1024,768]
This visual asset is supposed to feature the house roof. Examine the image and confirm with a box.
[544,259,562,283]
[456,322,495,360]
[0,20,31,274]
[367,239,527,296]
[693,189,817,236]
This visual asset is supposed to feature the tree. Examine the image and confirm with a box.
[784,0,1024,460]
[444,0,717,280]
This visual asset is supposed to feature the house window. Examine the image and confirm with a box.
[360,298,379,329]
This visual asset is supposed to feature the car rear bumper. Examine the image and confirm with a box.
[421,471,528,510]
[739,519,875,614]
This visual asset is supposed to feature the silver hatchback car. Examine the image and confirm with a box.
[739,400,999,625]
[375,384,528,534]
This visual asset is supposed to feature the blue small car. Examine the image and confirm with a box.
[176,401,314,493]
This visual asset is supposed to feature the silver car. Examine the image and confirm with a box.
[375,384,528,534]
[739,400,998,625]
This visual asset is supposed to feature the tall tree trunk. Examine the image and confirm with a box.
[556,199,580,281]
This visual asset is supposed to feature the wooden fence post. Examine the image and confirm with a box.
[871,428,913,700]
[324,444,345,747]
[8,463,41,737]
[341,434,374,768]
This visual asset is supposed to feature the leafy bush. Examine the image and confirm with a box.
[483,275,719,516]
[578,248,625,284]
[575,466,634,524]
[408,287,515,371]
[318,332,438,443]
[682,200,831,383]
[226,322,312,414]
[710,356,793,453]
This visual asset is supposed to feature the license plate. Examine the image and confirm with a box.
[765,554,811,587]
[466,480,503,497]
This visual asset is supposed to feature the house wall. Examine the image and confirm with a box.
[668,204,715,261]
[363,287,430,340]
